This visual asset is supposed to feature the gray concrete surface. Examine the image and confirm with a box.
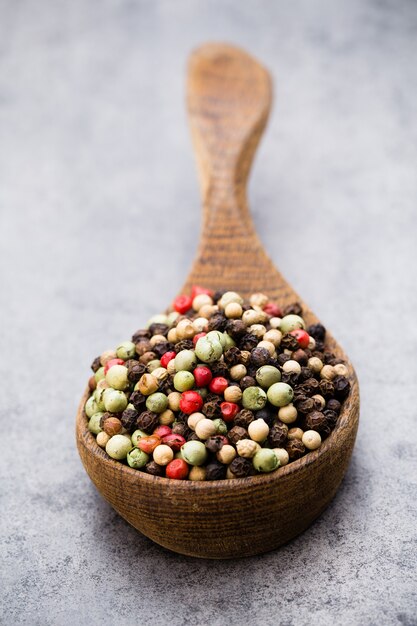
[1,0,416,624]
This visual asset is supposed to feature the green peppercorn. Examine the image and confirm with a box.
[267,382,294,407]
[145,392,168,414]
[181,441,208,466]
[167,311,179,327]
[173,371,195,391]
[116,341,136,360]
[103,388,128,413]
[174,349,197,372]
[88,412,104,435]
[242,386,267,411]
[222,332,236,350]
[85,395,99,418]
[105,364,129,390]
[279,314,305,333]
[253,448,279,472]
[94,366,105,383]
[255,365,281,389]
[212,418,228,435]
[195,336,223,363]
[127,448,149,468]
[147,359,162,372]
[105,434,132,460]
[92,387,106,411]
[206,330,227,348]
[146,314,169,328]
[131,429,148,446]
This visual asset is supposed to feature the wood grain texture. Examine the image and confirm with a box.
[76,42,360,559]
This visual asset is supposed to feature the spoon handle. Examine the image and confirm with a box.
[184,43,275,295]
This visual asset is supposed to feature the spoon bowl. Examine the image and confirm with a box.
[76,43,359,559]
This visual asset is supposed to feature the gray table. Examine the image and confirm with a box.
[1,1,416,624]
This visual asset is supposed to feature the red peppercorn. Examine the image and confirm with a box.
[173,294,193,314]
[138,435,161,454]
[209,377,228,394]
[166,458,189,480]
[160,351,176,368]
[263,302,283,317]
[191,285,213,299]
[153,425,172,438]
[179,391,204,414]
[220,401,239,422]
[193,365,213,388]
[289,329,310,349]
[104,358,125,374]
[161,433,186,451]
[193,332,207,346]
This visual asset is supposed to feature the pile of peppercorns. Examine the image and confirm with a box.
[85,287,351,480]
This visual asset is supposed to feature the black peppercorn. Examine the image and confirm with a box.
[299,367,313,381]
[254,406,276,427]
[224,346,242,366]
[307,323,326,342]
[125,359,146,384]
[238,334,259,351]
[213,289,226,303]
[281,334,300,351]
[145,461,165,476]
[326,399,341,414]
[227,426,248,445]
[286,438,305,460]
[291,349,308,364]
[174,339,194,353]
[121,407,139,433]
[230,456,253,477]
[277,353,291,366]
[283,302,303,316]
[91,356,101,373]
[210,361,230,378]
[205,461,227,480]
[234,409,255,428]
[136,410,159,433]
[205,436,226,453]
[131,328,151,343]
[305,410,331,435]
[295,397,315,414]
[281,372,299,386]
[153,341,175,358]
[268,423,288,447]
[135,339,152,356]
[250,347,270,367]
[208,313,227,332]
[319,379,335,398]
[187,432,201,442]
[129,390,147,411]
[240,376,256,390]
[202,400,222,419]
[172,422,192,438]
[323,409,339,427]
[149,323,169,337]
[333,376,351,400]
[225,319,247,339]
[300,378,320,395]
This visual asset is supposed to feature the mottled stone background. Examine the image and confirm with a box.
[1,0,416,624]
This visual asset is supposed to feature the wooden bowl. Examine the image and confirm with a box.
[76,43,359,559]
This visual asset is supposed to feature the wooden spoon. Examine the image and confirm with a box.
[76,43,359,559]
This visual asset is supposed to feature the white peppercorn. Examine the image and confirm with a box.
[302,430,322,450]
[216,445,237,464]
[236,439,261,458]
[273,448,289,466]
[248,418,269,443]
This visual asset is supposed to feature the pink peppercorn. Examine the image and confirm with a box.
[209,377,228,394]
[166,458,189,480]
[161,433,186,451]
[191,285,213,299]
[104,358,125,374]
[160,351,176,368]
[193,365,212,387]
[220,401,239,422]
[263,302,283,317]
[173,295,193,314]
[290,329,310,349]
[153,425,172,438]
[193,332,207,346]
[179,391,204,414]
